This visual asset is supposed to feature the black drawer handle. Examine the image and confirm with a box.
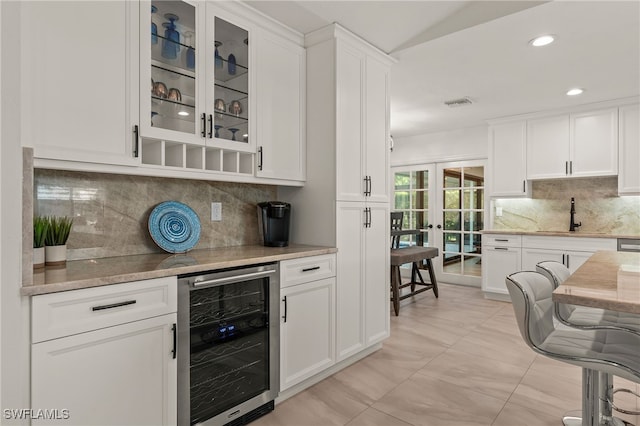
[91,300,137,311]
[302,266,321,272]
[495,239,509,242]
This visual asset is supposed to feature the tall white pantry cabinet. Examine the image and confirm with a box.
[279,24,394,361]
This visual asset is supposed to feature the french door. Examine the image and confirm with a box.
[391,160,486,286]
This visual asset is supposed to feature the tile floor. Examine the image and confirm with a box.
[255,283,639,426]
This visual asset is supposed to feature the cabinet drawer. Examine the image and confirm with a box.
[483,234,522,248]
[32,276,177,343]
[280,254,336,288]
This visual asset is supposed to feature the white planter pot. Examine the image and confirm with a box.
[45,244,67,266]
[33,247,45,269]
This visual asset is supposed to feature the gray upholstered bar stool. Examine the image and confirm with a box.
[536,261,640,420]
[506,271,640,426]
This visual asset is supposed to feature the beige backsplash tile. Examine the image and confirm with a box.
[34,169,277,260]
[493,177,640,235]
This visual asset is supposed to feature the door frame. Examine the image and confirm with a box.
[390,159,487,287]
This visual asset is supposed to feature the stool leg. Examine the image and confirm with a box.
[391,266,400,316]
[426,259,439,298]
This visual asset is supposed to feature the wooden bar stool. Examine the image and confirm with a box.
[390,246,439,316]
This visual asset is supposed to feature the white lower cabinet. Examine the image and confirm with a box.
[481,234,522,298]
[335,202,389,360]
[482,234,617,299]
[31,277,178,425]
[280,255,336,391]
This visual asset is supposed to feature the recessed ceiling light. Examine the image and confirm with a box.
[566,88,585,96]
[529,34,555,47]
[178,111,189,116]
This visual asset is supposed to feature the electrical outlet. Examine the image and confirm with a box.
[496,207,503,217]
[211,202,222,221]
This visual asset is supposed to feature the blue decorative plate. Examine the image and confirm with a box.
[148,201,201,253]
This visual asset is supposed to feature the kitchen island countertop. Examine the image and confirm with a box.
[23,244,337,296]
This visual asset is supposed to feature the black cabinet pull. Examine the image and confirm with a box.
[363,176,368,196]
[569,161,573,175]
[566,254,570,269]
[368,176,372,196]
[523,180,526,192]
[171,323,177,359]
[258,146,263,171]
[133,125,139,158]
[302,266,320,272]
[207,115,213,138]
[495,247,508,251]
[282,296,287,323]
[565,161,569,175]
[495,239,509,242]
[201,113,206,137]
[91,300,136,311]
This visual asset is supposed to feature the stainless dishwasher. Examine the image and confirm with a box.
[177,263,280,425]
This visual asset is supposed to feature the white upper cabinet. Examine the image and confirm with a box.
[255,28,306,181]
[488,121,529,197]
[618,103,640,195]
[21,1,140,167]
[570,108,618,177]
[141,1,254,152]
[526,108,618,179]
[526,115,570,179]
[141,0,203,146]
[335,38,391,203]
[364,56,391,203]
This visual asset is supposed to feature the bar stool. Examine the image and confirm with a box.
[536,261,640,420]
[506,271,640,426]
[390,246,439,316]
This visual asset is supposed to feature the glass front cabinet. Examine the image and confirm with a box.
[140,1,255,174]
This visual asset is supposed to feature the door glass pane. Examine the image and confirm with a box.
[441,166,485,278]
[392,168,431,252]
[443,189,460,209]
[394,191,410,209]
[150,1,197,133]
[394,172,411,190]
[443,211,460,230]
[213,17,249,144]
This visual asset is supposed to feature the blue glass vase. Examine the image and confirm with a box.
[214,41,223,69]
[151,5,158,45]
[184,31,195,70]
[161,14,180,60]
[227,53,236,75]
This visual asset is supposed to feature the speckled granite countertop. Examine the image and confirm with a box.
[23,244,337,296]
[481,230,640,239]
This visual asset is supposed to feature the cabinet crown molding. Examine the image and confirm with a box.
[486,96,640,125]
[304,23,396,65]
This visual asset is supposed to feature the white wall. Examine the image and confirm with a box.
[391,125,488,166]
[1,2,30,423]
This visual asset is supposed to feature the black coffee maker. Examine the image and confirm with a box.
[257,201,291,247]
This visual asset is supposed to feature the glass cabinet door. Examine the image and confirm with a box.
[142,0,201,143]
[208,14,252,150]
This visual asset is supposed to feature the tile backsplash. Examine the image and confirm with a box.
[493,176,640,235]
[34,169,277,260]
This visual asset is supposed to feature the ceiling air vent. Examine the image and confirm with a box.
[444,97,473,107]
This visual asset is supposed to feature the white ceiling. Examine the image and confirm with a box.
[247,1,640,138]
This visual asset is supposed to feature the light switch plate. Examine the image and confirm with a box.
[211,202,222,221]
[496,207,503,217]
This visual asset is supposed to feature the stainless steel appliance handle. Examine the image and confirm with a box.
[192,269,276,288]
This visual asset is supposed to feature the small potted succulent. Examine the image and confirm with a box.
[33,216,49,269]
[44,216,73,266]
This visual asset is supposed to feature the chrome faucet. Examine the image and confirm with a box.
[569,197,582,232]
